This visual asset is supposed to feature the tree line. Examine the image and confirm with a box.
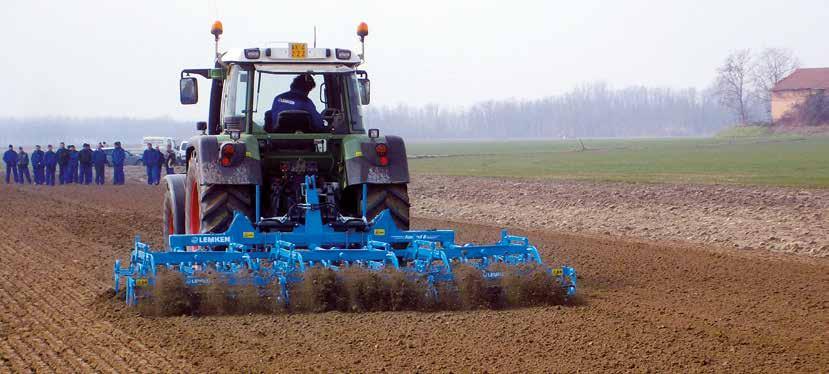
[0,117,193,148]
[365,83,731,139]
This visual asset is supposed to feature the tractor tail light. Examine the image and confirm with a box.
[375,143,389,166]
[220,144,235,167]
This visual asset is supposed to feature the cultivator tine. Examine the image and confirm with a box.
[113,175,576,307]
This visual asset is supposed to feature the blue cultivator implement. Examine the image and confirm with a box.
[113,176,576,307]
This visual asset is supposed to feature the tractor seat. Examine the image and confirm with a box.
[264,110,312,133]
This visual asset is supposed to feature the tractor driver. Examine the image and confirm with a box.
[270,74,325,132]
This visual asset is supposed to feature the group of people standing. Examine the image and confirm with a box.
[143,143,177,185]
[5,142,178,186]
[3,142,128,185]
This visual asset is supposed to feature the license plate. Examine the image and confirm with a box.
[552,268,563,276]
[135,278,148,287]
[290,43,307,59]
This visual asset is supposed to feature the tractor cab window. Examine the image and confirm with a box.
[252,72,324,133]
[221,66,249,121]
[249,71,365,134]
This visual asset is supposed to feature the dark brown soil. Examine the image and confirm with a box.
[0,181,826,372]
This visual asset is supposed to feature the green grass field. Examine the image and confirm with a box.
[407,136,829,188]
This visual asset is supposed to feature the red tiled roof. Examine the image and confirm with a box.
[772,68,829,91]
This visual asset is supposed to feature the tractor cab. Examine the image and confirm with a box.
[181,45,370,137]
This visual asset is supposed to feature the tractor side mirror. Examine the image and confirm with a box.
[358,78,370,105]
[196,121,207,132]
[180,77,198,105]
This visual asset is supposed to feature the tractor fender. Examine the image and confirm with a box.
[186,135,262,185]
[164,174,186,230]
[345,135,410,186]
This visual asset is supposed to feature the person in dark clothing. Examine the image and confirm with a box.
[56,142,69,184]
[17,147,31,184]
[43,145,57,186]
[67,145,79,184]
[31,145,45,185]
[78,143,94,185]
[164,144,176,175]
[111,141,126,185]
[142,143,160,185]
[92,143,108,185]
[3,145,18,184]
[270,74,325,132]
[154,146,164,183]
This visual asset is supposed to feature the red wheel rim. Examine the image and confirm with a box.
[166,205,175,235]
[189,180,200,234]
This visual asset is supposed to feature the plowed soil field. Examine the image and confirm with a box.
[0,178,827,373]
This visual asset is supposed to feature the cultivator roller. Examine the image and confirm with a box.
[113,176,576,306]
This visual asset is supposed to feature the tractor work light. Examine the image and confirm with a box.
[244,48,261,59]
[335,48,352,60]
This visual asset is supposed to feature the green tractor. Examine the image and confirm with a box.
[166,21,410,239]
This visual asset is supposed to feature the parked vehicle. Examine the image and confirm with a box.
[176,141,189,163]
[103,147,143,165]
[142,136,179,151]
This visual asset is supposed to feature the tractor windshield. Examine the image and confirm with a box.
[243,69,366,134]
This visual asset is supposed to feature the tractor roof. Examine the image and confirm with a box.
[222,45,362,69]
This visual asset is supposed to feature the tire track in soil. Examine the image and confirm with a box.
[0,245,132,372]
[0,185,192,373]
[0,239,189,373]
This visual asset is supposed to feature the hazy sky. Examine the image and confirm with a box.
[2,0,827,120]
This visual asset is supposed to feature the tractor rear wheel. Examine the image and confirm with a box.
[364,184,410,230]
[184,156,254,234]
[162,174,187,241]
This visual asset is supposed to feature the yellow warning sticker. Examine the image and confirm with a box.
[355,151,363,157]
[374,229,386,236]
[245,151,252,157]
[243,232,255,239]
[552,268,563,276]
[135,278,148,287]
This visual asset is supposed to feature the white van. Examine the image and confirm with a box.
[142,137,178,151]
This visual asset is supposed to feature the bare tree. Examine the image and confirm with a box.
[751,48,800,121]
[716,49,754,124]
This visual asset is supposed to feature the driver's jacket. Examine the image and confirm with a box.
[270,89,325,131]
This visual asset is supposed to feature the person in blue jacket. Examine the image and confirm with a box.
[17,147,31,184]
[43,145,57,186]
[111,141,126,185]
[67,145,79,184]
[92,143,108,185]
[142,143,160,185]
[3,145,18,184]
[154,146,164,183]
[56,142,69,184]
[31,145,45,185]
[270,74,325,132]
